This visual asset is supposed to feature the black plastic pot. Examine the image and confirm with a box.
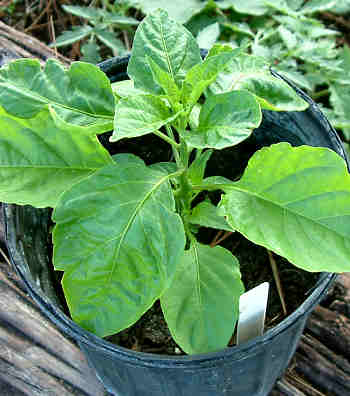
[3,55,349,396]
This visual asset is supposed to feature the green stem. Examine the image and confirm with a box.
[312,89,329,100]
[165,124,182,167]
[153,129,180,150]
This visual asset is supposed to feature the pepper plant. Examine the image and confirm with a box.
[1,9,350,355]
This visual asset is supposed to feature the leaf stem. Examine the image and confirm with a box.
[153,128,180,150]
[311,89,329,100]
[165,124,181,166]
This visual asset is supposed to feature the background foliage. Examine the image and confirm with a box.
[1,0,349,147]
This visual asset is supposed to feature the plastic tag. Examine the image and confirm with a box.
[237,282,269,345]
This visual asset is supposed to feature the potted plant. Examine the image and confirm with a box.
[1,9,350,396]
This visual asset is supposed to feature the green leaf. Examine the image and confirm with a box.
[278,26,297,50]
[96,29,126,53]
[112,153,145,166]
[103,14,139,26]
[0,107,113,208]
[210,52,309,111]
[51,26,94,47]
[147,56,181,105]
[111,80,148,98]
[188,149,213,185]
[62,5,102,20]
[161,242,244,354]
[111,94,181,142]
[231,0,270,15]
[185,90,261,149]
[189,201,234,231]
[127,9,201,95]
[223,22,255,38]
[207,43,235,58]
[0,58,115,130]
[53,163,186,337]
[182,49,241,107]
[196,22,220,50]
[150,162,178,175]
[81,41,101,64]
[300,0,336,14]
[203,175,234,186]
[219,143,350,273]
[127,0,206,24]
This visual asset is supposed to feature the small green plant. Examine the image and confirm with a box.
[51,3,139,63]
[1,9,350,355]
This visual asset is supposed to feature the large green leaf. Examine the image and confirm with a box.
[0,107,113,208]
[185,90,261,149]
[219,143,350,273]
[210,52,309,111]
[182,49,241,108]
[161,242,244,354]
[53,162,186,337]
[111,94,181,142]
[127,9,201,95]
[0,58,115,130]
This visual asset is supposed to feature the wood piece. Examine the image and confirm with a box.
[329,273,350,317]
[294,334,350,396]
[274,377,307,396]
[0,262,107,396]
[301,333,350,376]
[0,20,70,66]
[306,305,350,359]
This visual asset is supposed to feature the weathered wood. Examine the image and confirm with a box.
[0,20,70,66]
[306,304,350,360]
[329,273,350,317]
[294,334,350,396]
[273,377,307,396]
[0,259,106,396]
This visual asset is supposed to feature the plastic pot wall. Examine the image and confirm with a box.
[3,55,348,396]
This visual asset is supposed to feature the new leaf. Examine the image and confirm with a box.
[127,9,201,95]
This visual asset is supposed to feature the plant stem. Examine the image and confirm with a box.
[267,250,287,316]
[210,231,233,247]
[165,124,181,166]
[153,129,180,150]
[312,88,329,100]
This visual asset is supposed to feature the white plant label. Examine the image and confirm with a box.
[237,282,269,345]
